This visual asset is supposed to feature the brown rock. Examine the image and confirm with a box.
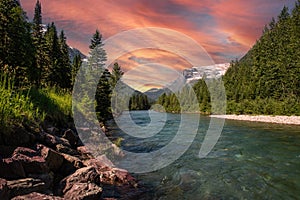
[7,178,47,198]
[0,178,9,200]
[11,192,64,200]
[60,166,100,194]
[39,131,70,148]
[77,146,94,161]
[12,152,49,175]
[59,154,84,177]
[13,147,39,158]
[61,153,83,170]
[0,158,26,179]
[84,157,135,186]
[64,182,102,200]
[111,168,136,185]
[62,129,79,147]
[28,173,53,191]
[39,145,64,172]
[56,144,78,156]
[95,155,115,168]
[83,158,111,173]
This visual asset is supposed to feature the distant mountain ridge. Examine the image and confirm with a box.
[144,63,230,100]
[68,46,86,62]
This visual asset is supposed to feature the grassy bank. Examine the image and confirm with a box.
[0,74,72,134]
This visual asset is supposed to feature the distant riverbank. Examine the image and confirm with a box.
[210,115,300,125]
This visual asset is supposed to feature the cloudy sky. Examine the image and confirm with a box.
[20,0,296,91]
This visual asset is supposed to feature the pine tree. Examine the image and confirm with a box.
[111,62,124,89]
[58,30,72,89]
[96,69,112,121]
[32,0,48,86]
[0,0,35,85]
[89,29,103,50]
[71,54,82,87]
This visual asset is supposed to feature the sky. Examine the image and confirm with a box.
[20,0,296,91]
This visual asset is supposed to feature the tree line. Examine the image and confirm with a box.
[0,0,79,89]
[0,0,127,124]
[156,1,300,116]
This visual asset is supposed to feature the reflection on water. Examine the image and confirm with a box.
[107,111,300,199]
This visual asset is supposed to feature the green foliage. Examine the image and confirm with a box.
[223,4,300,115]
[96,69,112,122]
[129,93,150,110]
[0,0,35,86]
[0,73,42,130]
[71,54,82,86]
[89,29,103,50]
[28,87,72,125]
[110,62,124,89]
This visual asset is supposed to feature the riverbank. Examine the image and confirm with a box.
[210,115,300,125]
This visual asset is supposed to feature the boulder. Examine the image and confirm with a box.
[0,178,9,200]
[38,145,64,172]
[12,151,49,175]
[0,158,26,179]
[7,178,47,198]
[59,153,84,177]
[56,144,78,156]
[62,129,79,147]
[28,173,53,191]
[61,154,83,169]
[83,158,111,172]
[110,168,136,186]
[77,146,94,161]
[84,157,135,186]
[13,147,39,157]
[60,166,100,195]
[38,131,70,148]
[64,182,102,200]
[11,192,63,200]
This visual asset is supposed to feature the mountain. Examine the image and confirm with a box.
[183,63,230,83]
[144,88,172,101]
[68,46,86,62]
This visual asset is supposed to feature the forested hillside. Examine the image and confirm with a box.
[157,2,300,116]
[224,2,300,115]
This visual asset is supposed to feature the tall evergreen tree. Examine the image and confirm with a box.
[0,0,35,85]
[89,29,103,50]
[44,22,60,86]
[111,62,124,88]
[71,54,82,87]
[32,0,48,86]
[58,30,72,89]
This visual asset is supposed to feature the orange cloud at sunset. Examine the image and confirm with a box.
[20,0,296,91]
[20,0,296,61]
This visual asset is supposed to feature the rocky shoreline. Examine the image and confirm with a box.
[0,123,149,200]
[210,115,300,125]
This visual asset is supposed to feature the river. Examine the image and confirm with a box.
[107,110,300,199]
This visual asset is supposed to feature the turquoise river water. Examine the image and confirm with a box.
[107,111,300,199]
